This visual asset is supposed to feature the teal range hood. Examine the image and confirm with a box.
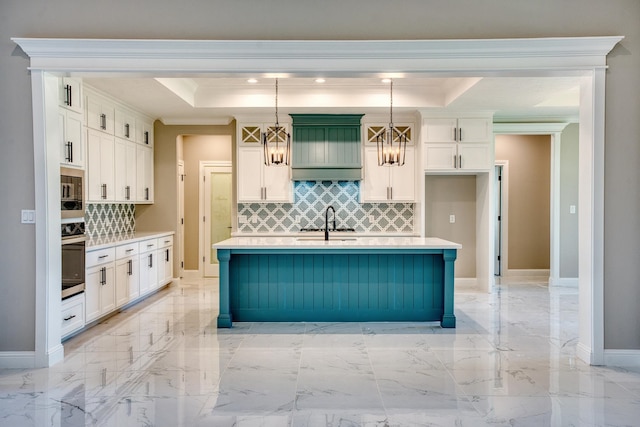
[290,114,364,181]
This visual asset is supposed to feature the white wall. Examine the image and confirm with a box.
[1,0,639,352]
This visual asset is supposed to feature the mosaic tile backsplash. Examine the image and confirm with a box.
[238,181,414,233]
[85,203,135,238]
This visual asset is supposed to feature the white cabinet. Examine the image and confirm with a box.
[114,138,137,202]
[115,242,139,308]
[86,128,115,202]
[86,93,115,134]
[362,146,416,202]
[59,77,83,114]
[157,236,173,287]
[61,293,85,339]
[237,123,292,203]
[139,238,158,296]
[58,108,84,168]
[135,117,154,147]
[136,144,154,203]
[85,247,116,323]
[423,117,492,172]
[114,107,136,141]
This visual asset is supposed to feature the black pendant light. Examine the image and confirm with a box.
[377,79,407,166]
[263,78,291,166]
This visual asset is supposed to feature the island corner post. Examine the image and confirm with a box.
[215,242,458,328]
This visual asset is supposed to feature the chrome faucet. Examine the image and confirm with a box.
[325,205,336,241]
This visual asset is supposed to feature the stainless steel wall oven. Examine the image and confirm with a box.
[61,221,86,300]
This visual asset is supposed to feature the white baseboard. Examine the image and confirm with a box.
[604,350,640,368]
[549,277,578,287]
[455,278,478,290]
[0,351,36,369]
[576,342,594,365]
[181,270,201,280]
[504,269,550,277]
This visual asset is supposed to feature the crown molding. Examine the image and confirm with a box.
[12,37,623,75]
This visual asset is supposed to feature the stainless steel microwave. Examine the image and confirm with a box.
[60,167,85,219]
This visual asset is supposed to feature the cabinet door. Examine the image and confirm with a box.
[139,252,157,295]
[362,147,390,202]
[114,108,136,141]
[423,119,457,143]
[100,264,116,315]
[87,129,115,201]
[115,138,137,202]
[85,266,102,322]
[458,144,491,171]
[457,118,491,143]
[116,257,137,308]
[135,117,154,146]
[423,144,457,170]
[263,164,291,202]
[136,145,153,203]
[157,246,173,286]
[389,146,416,201]
[128,257,140,301]
[59,109,84,167]
[59,77,83,114]
[237,147,264,202]
[86,96,114,134]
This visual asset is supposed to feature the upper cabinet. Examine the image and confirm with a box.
[422,116,493,172]
[59,108,84,168]
[85,85,155,203]
[361,123,416,202]
[59,77,83,114]
[237,122,292,203]
[86,92,115,135]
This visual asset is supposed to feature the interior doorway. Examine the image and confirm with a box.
[200,162,232,277]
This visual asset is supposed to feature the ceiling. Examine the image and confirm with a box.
[83,75,583,125]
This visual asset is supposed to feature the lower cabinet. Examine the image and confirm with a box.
[61,293,85,339]
[139,238,159,296]
[85,247,116,323]
[81,234,173,333]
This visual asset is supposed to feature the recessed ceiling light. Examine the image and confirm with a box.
[247,78,258,84]
[381,78,392,84]
[315,78,326,83]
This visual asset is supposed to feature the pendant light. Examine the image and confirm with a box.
[377,79,407,166]
[263,78,291,166]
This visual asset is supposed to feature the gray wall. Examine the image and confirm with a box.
[1,0,639,351]
[560,124,579,278]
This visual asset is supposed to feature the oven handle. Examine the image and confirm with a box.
[61,235,87,245]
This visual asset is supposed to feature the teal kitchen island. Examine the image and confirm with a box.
[214,236,461,328]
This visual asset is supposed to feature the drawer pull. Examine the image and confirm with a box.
[63,314,76,322]
[126,249,134,252]
[98,255,109,259]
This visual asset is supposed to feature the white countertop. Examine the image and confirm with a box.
[87,231,174,250]
[214,236,461,250]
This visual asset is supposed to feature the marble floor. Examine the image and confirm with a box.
[1,277,639,426]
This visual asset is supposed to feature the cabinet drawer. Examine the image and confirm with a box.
[158,235,173,249]
[61,293,85,338]
[139,238,158,253]
[116,242,139,259]
[86,247,116,268]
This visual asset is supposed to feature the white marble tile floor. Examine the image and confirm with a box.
[1,277,639,426]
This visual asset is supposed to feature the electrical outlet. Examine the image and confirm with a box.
[569,205,576,214]
[251,214,258,224]
[449,214,456,224]
[368,215,375,223]
[294,215,299,224]
[238,215,247,224]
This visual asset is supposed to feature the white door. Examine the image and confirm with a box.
[202,164,232,277]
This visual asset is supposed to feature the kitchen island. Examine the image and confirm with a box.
[214,236,461,328]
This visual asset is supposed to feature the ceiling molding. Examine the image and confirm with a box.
[159,117,234,126]
[493,122,570,134]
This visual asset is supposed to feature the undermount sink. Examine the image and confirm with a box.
[296,236,358,242]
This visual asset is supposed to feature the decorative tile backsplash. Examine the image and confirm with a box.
[238,181,414,233]
[85,203,135,238]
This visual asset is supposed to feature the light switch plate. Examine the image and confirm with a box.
[21,209,36,224]
[449,214,456,224]
[569,205,576,214]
